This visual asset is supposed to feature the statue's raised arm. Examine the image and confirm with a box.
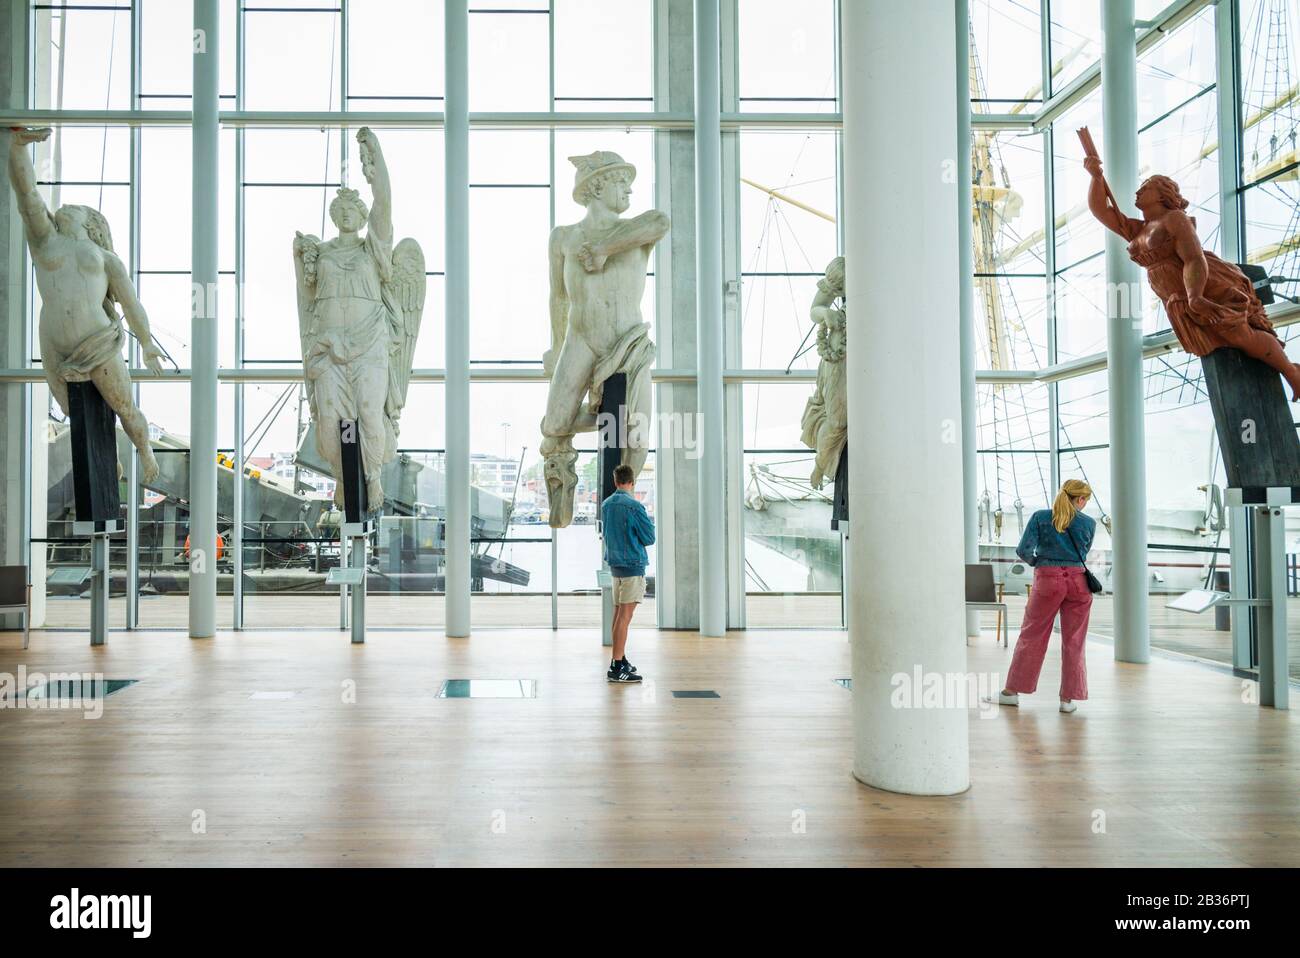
[1077,127,1143,242]
[8,127,55,249]
[357,127,392,245]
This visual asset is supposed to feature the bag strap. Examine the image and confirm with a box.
[1065,524,1092,573]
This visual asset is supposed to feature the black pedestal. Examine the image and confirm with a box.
[597,372,628,507]
[339,419,369,523]
[1202,348,1300,502]
[67,381,121,523]
[830,445,848,530]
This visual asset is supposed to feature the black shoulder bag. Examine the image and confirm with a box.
[1067,526,1104,594]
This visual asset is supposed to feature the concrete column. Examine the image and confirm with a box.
[652,0,701,630]
[0,1,27,629]
[694,0,726,637]
[842,0,970,795]
[956,0,980,637]
[1215,0,1243,261]
[1101,0,1149,663]
[720,0,745,628]
[444,0,471,637]
[25,10,48,630]
[189,0,220,638]
[1215,0,1253,663]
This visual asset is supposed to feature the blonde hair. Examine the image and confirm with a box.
[1051,479,1092,533]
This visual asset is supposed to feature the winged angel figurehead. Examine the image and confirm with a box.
[292,128,426,511]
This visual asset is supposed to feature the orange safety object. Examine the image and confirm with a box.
[184,534,225,560]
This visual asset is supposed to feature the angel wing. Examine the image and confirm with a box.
[382,236,427,438]
[292,231,323,420]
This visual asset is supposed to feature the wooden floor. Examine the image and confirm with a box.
[37,591,1297,677]
[0,625,1296,867]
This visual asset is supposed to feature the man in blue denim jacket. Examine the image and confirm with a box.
[601,463,655,683]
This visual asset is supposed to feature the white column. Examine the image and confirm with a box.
[1215,0,1243,261]
[694,0,726,637]
[189,0,219,638]
[956,0,981,637]
[1102,0,1150,663]
[444,0,471,637]
[842,0,970,795]
[1,0,31,629]
[25,9,47,629]
[1215,0,1252,665]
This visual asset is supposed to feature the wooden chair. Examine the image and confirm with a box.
[0,566,31,650]
[965,563,1008,647]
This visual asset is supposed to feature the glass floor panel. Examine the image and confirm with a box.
[437,679,538,699]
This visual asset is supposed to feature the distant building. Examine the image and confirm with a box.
[471,454,520,500]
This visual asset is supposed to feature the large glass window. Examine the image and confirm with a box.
[22,0,673,632]
[738,0,838,113]
[960,3,1272,675]
[970,0,1043,110]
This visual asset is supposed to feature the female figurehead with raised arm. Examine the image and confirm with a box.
[1080,127,1300,400]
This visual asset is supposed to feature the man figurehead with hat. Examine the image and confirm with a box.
[538,151,670,528]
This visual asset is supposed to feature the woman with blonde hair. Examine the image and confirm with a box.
[994,479,1098,713]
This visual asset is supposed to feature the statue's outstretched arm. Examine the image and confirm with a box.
[7,128,54,248]
[105,251,163,374]
[357,127,392,244]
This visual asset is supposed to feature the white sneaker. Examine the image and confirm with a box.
[982,691,1019,706]
[1059,699,1077,713]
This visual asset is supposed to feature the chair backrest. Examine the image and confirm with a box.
[964,563,997,603]
[0,566,28,606]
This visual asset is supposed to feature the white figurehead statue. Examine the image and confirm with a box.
[292,127,426,511]
[540,150,669,527]
[7,127,165,483]
[800,256,846,489]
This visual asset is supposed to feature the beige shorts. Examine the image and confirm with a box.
[612,575,646,605]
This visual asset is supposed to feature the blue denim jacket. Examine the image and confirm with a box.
[1016,509,1096,568]
[601,490,655,577]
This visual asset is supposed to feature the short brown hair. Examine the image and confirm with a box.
[613,464,635,486]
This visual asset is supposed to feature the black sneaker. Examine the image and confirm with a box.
[607,660,643,683]
[620,657,638,673]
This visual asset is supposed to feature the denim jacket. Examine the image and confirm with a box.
[601,490,655,577]
[1016,509,1096,568]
